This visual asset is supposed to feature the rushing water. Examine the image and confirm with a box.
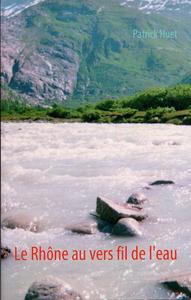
[1,123,191,300]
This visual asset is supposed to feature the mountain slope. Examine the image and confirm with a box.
[1,0,191,104]
[181,72,191,84]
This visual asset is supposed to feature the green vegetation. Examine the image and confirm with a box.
[17,0,191,103]
[1,84,191,125]
[1,85,51,121]
[1,101,49,121]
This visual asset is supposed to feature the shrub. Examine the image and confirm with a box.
[48,108,70,118]
[167,118,182,125]
[128,85,191,110]
[48,103,72,118]
[82,110,101,122]
[145,107,175,121]
[95,99,116,111]
[182,116,191,125]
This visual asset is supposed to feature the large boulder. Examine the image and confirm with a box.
[126,193,147,205]
[161,274,191,297]
[25,277,83,300]
[96,196,147,224]
[65,221,98,235]
[150,180,175,186]
[112,218,142,236]
[2,213,44,233]
[1,246,11,259]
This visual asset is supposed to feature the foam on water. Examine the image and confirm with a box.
[1,123,191,300]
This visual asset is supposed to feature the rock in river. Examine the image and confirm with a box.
[127,193,147,205]
[161,273,191,297]
[1,246,11,259]
[96,196,147,223]
[25,276,83,300]
[2,213,44,233]
[65,221,98,235]
[112,218,142,236]
[176,294,190,300]
[150,180,175,186]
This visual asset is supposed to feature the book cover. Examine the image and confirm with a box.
[1,1,191,299]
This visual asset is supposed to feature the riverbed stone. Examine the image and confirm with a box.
[2,213,43,233]
[25,276,83,300]
[1,246,11,259]
[90,212,114,233]
[112,218,142,236]
[65,221,98,235]
[96,196,147,223]
[150,180,175,186]
[126,193,147,205]
[176,294,190,300]
[161,274,191,297]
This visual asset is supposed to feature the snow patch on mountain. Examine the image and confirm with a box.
[2,0,191,18]
[1,0,44,17]
[120,0,191,13]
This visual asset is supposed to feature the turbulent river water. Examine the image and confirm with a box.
[1,123,191,300]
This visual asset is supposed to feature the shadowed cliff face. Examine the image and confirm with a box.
[1,0,191,104]
[1,11,80,103]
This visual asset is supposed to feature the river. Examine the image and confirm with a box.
[1,122,191,299]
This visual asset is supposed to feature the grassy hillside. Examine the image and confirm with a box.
[1,85,50,121]
[38,0,191,102]
[1,84,191,125]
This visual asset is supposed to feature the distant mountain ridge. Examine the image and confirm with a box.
[2,0,191,17]
[120,0,191,13]
[1,0,191,104]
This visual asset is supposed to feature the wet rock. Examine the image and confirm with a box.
[90,212,113,233]
[124,203,143,211]
[176,293,190,300]
[152,140,180,146]
[143,186,152,190]
[65,221,98,235]
[1,246,11,259]
[96,196,147,224]
[150,180,175,186]
[161,274,191,297]
[112,218,142,236]
[25,276,83,300]
[127,193,147,205]
[101,224,113,234]
[2,213,44,233]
